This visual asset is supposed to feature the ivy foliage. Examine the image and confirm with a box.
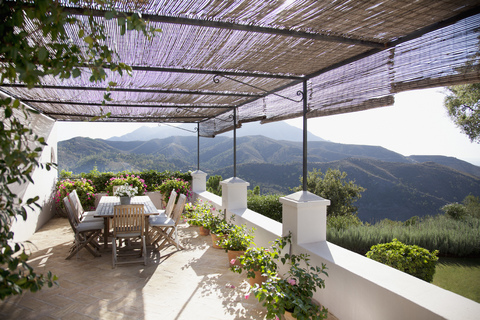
[0,0,159,299]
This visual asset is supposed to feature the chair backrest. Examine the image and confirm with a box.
[68,190,84,222]
[112,185,121,195]
[63,196,78,230]
[171,194,187,225]
[165,190,177,218]
[112,204,145,237]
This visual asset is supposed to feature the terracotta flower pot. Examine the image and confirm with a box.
[210,233,225,249]
[248,270,268,287]
[283,311,295,320]
[199,226,210,236]
[227,250,245,266]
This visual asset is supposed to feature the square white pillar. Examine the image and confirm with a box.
[280,191,330,244]
[220,177,250,212]
[191,170,207,194]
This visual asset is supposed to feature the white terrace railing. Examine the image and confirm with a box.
[191,170,480,320]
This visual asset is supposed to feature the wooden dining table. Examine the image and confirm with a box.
[94,196,159,249]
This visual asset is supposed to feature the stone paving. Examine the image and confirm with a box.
[0,218,338,320]
[0,218,268,320]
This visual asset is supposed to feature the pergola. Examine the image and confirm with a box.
[2,0,480,136]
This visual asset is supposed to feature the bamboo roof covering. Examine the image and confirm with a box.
[2,0,480,137]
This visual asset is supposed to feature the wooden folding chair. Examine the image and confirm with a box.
[63,197,103,260]
[112,204,147,268]
[149,194,187,251]
[69,189,102,223]
[160,190,177,217]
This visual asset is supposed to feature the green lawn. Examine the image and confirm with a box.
[432,257,480,303]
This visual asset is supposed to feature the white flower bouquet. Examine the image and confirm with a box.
[114,183,138,197]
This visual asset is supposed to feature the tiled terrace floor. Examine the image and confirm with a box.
[0,218,268,320]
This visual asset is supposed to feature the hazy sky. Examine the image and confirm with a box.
[57,87,480,165]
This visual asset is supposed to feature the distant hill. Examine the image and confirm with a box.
[213,158,480,222]
[408,155,480,178]
[58,135,480,222]
[109,121,325,142]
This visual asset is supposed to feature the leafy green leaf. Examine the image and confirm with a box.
[38,47,48,62]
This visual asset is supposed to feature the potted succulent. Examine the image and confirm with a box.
[219,224,255,265]
[248,234,329,320]
[114,183,138,204]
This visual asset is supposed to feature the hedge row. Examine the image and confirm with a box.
[327,214,480,257]
[60,169,192,192]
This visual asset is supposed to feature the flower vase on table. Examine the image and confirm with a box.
[114,183,138,205]
[120,197,131,205]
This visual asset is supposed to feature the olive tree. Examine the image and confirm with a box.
[444,83,480,143]
[0,0,159,299]
[297,168,365,217]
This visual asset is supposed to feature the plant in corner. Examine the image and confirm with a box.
[249,234,329,320]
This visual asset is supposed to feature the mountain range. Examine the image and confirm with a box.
[108,121,325,142]
[58,123,480,222]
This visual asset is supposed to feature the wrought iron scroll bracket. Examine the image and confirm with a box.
[213,74,303,103]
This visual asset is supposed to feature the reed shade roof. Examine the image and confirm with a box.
[2,0,480,137]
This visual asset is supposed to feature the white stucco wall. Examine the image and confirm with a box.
[10,114,58,243]
[192,172,480,320]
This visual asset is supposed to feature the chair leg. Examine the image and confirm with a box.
[66,230,101,260]
[112,238,117,268]
[142,235,147,266]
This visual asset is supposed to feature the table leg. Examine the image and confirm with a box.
[145,216,150,246]
[104,217,109,249]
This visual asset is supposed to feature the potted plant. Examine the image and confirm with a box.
[186,199,218,236]
[114,183,138,204]
[205,214,232,249]
[219,224,255,265]
[248,234,329,320]
[231,245,280,287]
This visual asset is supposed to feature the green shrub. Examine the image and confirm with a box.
[327,214,362,231]
[366,239,439,282]
[62,169,192,192]
[207,175,222,196]
[463,195,480,219]
[442,203,467,220]
[247,194,283,222]
[327,215,480,257]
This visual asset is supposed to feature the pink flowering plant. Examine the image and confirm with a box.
[249,234,329,320]
[230,245,280,280]
[54,178,96,214]
[156,177,191,203]
[219,224,255,252]
[185,198,218,227]
[106,174,146,196]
